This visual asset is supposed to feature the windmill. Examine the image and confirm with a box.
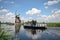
[15,10,21,33]
[15,10,21,23]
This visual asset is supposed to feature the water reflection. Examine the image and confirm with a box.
[15,23,20,34]
[0,24,15,35]
[1,24,60,40]
[13,23,21,40]
[24,28,46,40]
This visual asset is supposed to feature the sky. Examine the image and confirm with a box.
[0,0,60,23]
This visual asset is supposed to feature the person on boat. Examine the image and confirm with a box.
[31,20,37,26]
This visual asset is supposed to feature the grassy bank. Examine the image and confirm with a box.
[24,22,60,27]
[1,23,14,25]
[25,21,60,27]
[0,21,14,25]
[46,23,60,27]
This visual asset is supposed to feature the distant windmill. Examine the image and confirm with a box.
[15,10,21,23]
[15,10,21,33]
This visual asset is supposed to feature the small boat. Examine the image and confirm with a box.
[24,25,47,30]
[24,20,47,30]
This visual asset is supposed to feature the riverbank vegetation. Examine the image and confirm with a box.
[0,21,14,25]
[0,21,60,27]
[0,23,10,40]
[0,23,19,40]
[46,23,60,27]
[37,23,60,27]
[24,21,60,27]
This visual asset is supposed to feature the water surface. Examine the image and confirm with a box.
[1,24,60,40]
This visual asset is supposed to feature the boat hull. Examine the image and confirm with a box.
[24,26,47,30]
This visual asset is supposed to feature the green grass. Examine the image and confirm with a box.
[36,22,60,27]
[47,23,60,27]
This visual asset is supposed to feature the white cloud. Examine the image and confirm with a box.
[44,0,60,8]
[0,9,9,16]
[4,1,14,4]
[20,16,35,22]
[0,9,60,23]
[0,9,15,23]
[22,9,60,22]
[29,9,60,22]
[20,17,28,22]
[26,8,41,15]
[45,6,48,9]
[44,0,60,6]
[0,9,9,12]
[43,9,60,22]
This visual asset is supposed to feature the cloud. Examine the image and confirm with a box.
[44,0,60,8]
[26,9,60,22]
[0,9,9,12]
[21,17,30,22]
[0,9,9,15]
[26,8,41,15]
[4,1,14,4]
[44,0,60,6]
[44,6,48,9]
[40,9,60,22]
[0,9,15,23]
[21,9,60,22]
[0,9,60,23]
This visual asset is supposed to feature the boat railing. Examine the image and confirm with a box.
[36,24,47,27]
[24,23,47,27]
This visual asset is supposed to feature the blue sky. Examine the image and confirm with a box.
[0,0,60,22]
[0,0,59,15]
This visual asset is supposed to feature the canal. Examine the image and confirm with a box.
[1,24,60,40]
